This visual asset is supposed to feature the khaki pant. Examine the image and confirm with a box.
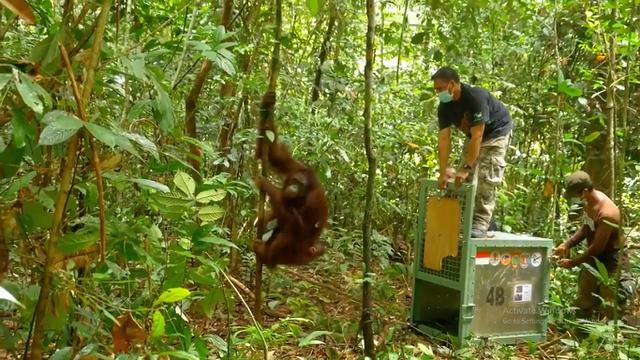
[575,261,617,318]
[462,133,511,232]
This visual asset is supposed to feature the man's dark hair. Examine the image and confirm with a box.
[431,67,460,83]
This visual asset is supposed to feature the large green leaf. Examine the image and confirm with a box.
[152,79,175,133]
[558,80,582,97]
[85,123,117,147]
[198,205,225,223]
[306,0,322,16]
[174,171,196,198]
[11,110,35,148]
[14,71,50,114]
[299,330,332,347]
[123,132,159,160]
[151,310,166,338]
[583,131,601,143]
[48,347,72,360]
[129,178,170,193]
[198,236,239,250]
[195,189,226,204]
[0,74,11,91]
[158,352,199,360]
[153,287,191,307]
[20,201,52,230]
[0,286,25,308]
[152,192,193,208]
[57,230,97,255]
[38,113,84,145]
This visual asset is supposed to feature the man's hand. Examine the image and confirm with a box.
[553,244,568,257]
[438,173,448,190]
[455,169,469,187]
[557,258,575,269]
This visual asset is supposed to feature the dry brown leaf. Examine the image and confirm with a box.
[112,313,147,353]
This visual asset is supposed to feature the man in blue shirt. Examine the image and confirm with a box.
[432,67,513,238]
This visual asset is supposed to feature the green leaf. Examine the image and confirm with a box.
[11,110,35,148]
[113,134,140,158]
[0,135,5,152]
[577,97,588,106]
[198,205,225,223]
[558,80,582,97]
[153,287,191,307]
[306,0,322,16]
[174,171,196,198]
[129,178,170,193]
[158,351,199,360]
[85,123,117,147]
[152,81,175,133]
[14,70,50,114]
[195,189,226,204]
[198,236,239,250]
[151,310,166,338]
[583,131,601,143]
[20,201,52,230]
[0,74,11,91]
[299,330,332,347]
[38,113,83,146]
[57,230,96,255]
[152,192,193,207]
[0,286,25,308]
[123,132,159,160]
[49,347,72,360]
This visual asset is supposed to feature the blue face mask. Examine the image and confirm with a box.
[438,90,453,103]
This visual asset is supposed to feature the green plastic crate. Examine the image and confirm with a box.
[410,179,553,347]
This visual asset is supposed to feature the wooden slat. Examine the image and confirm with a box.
[423,196,461,271]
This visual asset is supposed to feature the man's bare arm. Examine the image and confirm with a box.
[465,123,484,166]
[438,128,451,174]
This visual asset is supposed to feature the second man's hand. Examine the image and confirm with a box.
[455,168,469,187]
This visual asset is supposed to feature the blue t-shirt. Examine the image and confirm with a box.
[437,83,513,141]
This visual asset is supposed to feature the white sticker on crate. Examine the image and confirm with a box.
[513,284,532,302]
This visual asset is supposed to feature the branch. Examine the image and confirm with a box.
[59,44,107,263]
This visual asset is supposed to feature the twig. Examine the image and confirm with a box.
[59,44,108,263]
[228,275,287,318]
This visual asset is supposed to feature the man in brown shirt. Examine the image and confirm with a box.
[553,171,624,317]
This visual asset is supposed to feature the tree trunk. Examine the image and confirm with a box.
[361,0,376,358]
[184,1,234,182]
[310,10,336,105]
[29,1,112,358]
[605,31,617,199]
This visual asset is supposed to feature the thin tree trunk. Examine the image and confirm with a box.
[29,1,112,358]
[310,10,336,105]
[361,0,376,358]
[185,60,211,182]
[255,0,282,327]
[605,31,616,199]
[395,0,409,84]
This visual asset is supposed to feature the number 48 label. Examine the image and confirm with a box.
[486,286,505,306]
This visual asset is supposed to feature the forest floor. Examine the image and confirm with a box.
[200,252,640,360]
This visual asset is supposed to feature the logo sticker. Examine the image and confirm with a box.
[489,251,500,266]
[500,252,512,266]
[520,253,529,269]
[511,254,521,269]
[530,252,543,268]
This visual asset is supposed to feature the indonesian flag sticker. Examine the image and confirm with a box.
[475,251,490,265]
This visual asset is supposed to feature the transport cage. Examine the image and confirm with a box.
[410,179,553,347]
